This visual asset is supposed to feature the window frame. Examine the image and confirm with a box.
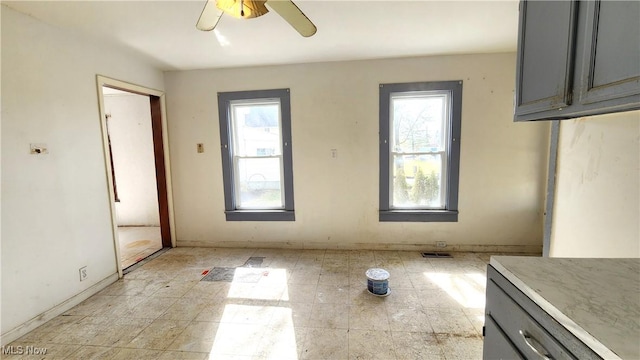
[218,88,295,221]
[379,81,462,222]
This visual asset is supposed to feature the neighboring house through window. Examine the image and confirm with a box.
[218,88,295,221]
[379,81,462,222]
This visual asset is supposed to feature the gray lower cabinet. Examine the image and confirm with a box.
[483,265,601,359]
[484,316,524,360]
[514,0,640,121]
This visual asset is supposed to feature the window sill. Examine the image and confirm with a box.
[225,210,295,222]
[379,210,458,222]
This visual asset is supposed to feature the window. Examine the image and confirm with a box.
[218,89,295,221]
[379,81,462,222]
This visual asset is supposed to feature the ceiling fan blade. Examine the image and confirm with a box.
[266,0,317,37]
[196,0,223,31]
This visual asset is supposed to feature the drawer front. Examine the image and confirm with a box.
[483,315,524,360]
[486,279,576,360]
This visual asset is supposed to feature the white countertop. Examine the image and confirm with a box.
[490,257,640,360]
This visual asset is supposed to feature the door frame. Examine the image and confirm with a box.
[96,75,176,278]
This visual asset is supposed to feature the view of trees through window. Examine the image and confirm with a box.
[390,92,448,209]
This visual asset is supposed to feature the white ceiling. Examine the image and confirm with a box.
[4,0,519,71]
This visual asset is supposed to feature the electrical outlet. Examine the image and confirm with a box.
[436,241,447,248]
[79,266,87,281]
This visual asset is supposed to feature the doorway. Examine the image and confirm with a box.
[97,76,174,276]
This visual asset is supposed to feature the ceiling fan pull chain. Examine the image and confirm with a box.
[240,0,245,17]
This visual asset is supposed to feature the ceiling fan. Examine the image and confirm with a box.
[196,0,317,37]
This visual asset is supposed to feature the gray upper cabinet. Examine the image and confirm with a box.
[515,0,640,122]
[515,1,578,117]
[578,1,640,105]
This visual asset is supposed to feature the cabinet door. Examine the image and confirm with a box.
[578,0,640,105]
[515,0,578,118]
[483,316,524,360]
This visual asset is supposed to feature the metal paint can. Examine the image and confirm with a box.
[366,268,390,296]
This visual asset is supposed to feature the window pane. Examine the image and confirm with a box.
[391,154,445,209]
[391,94,447,153]
[232,102,281,157]
[236,157,283,209]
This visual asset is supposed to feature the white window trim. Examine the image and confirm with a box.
[229,98,286,210]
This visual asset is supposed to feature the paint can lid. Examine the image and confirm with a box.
[366,268,390,280]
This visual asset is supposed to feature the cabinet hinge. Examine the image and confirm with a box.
[482,325,486,337]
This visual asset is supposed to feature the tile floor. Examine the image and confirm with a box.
[118,226,163,269]
[6,248,498,359]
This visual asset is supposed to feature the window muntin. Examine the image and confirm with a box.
[390,91,450,209]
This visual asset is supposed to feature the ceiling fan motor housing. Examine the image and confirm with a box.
[197,0,317,37]
[217,0,268,19]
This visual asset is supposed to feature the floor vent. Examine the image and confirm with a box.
[421,252,453,258]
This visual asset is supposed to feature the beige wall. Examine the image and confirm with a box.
[1,6,164,340]
[165,53,550,251]
[550,111,640,258]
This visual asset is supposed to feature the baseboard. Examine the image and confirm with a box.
[0,273,119,346]
[176,240,542,254]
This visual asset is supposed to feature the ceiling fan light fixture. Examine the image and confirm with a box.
[216,0,268,19]
[197,0,316,37]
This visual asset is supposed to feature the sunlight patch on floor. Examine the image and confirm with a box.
[426,272,487,309]
[208,267,298,359]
